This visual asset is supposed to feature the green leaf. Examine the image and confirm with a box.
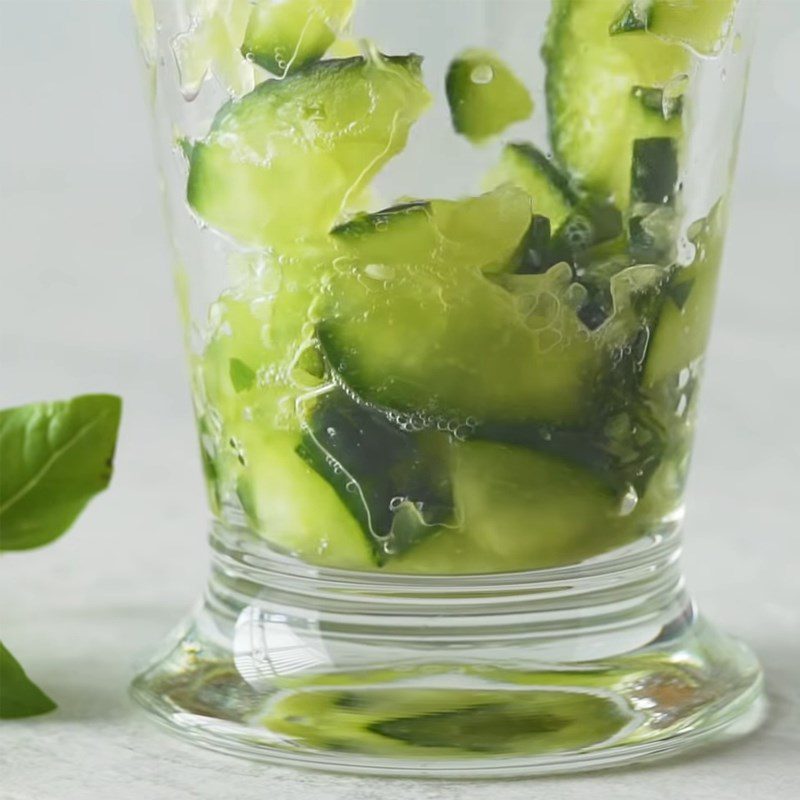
[0,394,122,551]
[0,642,57,719]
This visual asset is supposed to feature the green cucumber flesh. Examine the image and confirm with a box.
[390,440,640,574]
[236,430,375,569]
[544,0,688,207]
[187,54,431,247]
[613,0,739,56]
[445,49,534,143]
[241,0,354,76]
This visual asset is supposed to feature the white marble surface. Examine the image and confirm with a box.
[1,2,799,798]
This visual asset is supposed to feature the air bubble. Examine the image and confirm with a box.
[389,496,406,510]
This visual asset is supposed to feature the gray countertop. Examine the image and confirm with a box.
[1,2,798,798]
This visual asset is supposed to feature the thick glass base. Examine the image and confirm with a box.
[131,525,765,777]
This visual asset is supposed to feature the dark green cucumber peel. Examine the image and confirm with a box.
[296,388,454,560]
[504,142,580,209]
[630,137,679,206]
[331,201,432,238]
[514,215,553,274]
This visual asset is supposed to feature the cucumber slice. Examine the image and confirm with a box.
[613,0,738,56]
[296,388,454,559]
[262,687,628,755]
[445,49,534,143]
[485,142,578,230]
[241,0,354,76]
[332,185,532,274]
[644,202,727,386]
[544,0,688,207]
[187,54,431,247]
[318,261,602,427]
[236,431,375,569]
[393,441,638,573]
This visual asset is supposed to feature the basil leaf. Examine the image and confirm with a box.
[0,642,57,718]
[0,394,122,551]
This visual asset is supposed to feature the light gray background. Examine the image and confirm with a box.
[0,1,798,798]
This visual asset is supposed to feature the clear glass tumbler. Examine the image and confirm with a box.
[132,0,765,774]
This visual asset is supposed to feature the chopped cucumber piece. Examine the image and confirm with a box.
[514,215,553,274]
[241,0,354,76]
[445,49,534,143]
[332,186,532,274]
[631,137,680,206]
[485,142,578,230]
[632,85,684,120]
[262,687,628,755]
[318,262,602,427]
[236,431,375,569]
[296,388,454,559]
[544,0,688,206]
[188,54,431,247]
[610,0,650,33]
[644,203,727,386]
[548,197,624,268]
[613,0,738,56]
[393,441,637,573]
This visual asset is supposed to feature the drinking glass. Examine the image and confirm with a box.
[131,0,764,774]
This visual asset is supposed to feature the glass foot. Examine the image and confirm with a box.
[131,526,765,776]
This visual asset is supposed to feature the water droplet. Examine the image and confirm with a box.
[619,485,639,516]
[470,64,494,85]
